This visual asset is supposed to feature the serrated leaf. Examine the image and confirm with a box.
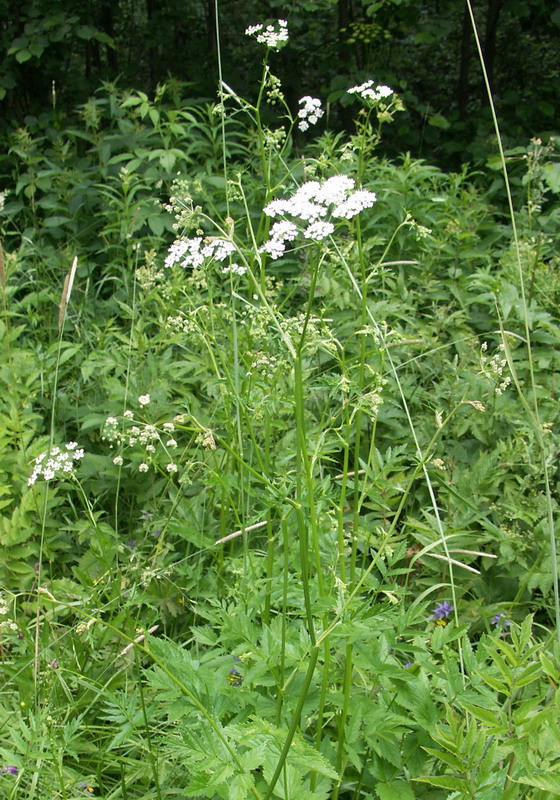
[414,775,469,791]
[459,702,508,732]
[375,780,416,800]
[514,773,560,792]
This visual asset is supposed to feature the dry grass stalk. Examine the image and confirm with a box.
[119,624,159,657]
[215,520,267,544]
[424,552,481,574]
[58,256,78,329]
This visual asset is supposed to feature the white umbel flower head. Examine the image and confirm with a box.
[245,19,288,50]
[260,175,376,259]
[347,79,394,103]
[297,96,324,132]
[28,443,86,486]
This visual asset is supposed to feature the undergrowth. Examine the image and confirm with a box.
[0,9,559,800]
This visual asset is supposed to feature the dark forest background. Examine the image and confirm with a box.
[0,0,558,169]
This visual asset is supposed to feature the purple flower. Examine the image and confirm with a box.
[1,766,18,775]
[431,601,454,620]
[492,612,511,628]
[404,662,413,669]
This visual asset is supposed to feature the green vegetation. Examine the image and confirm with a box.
[0,6,559,800]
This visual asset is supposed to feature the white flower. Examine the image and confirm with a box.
[138,394,151,406]
[162,422,175,432]
[222,263,247,276]
[259,175,376,257]
[269,220,299,241]
[333,189,377,218]
[315,175,355,205]
[376,84,393,98]
[166,438,178,448]
[105,416,118,426]
[260,238,287,260]
[138,463,149,472]
[28,442,85,486]
[201,239,236,262]
[113,456,124,466]
[124,410,134,420]
[246,18,288,49]
[165,237,204,269]
[347,79,394,103]
[166,463,178,473]
[297,96,324,132]
[304,221,335,240]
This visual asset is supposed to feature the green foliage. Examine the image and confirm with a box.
[0,20,559,800]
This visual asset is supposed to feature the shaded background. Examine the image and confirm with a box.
[0,0,558,168]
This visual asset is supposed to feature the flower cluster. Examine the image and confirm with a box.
[28,442,85,487]
[260,175,376,259]
[347,80,394,103]
[245,19,288,50]
[297,96,324,132]
[0,766,18,775]
[222,263,247,276]
[492,612,511,633]
[195,428,217,451]
[0,594,17,634]
[103,399,179,475]
[430,601,454,620]
[165,236,236,270]
[480,341,511,395]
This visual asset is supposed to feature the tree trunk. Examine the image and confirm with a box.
[457,4,471,119]
[484,0,504,92]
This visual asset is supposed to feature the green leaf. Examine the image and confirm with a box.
[459,702,508,732]
[422,747,463,772]
[414,775,469,791]
[28,42,45,58]
[76,25,96,40]
[159,150,176,172]
[43,216,71,228]
[514,773,560,793]
[539,652,560,683]
[542,163,560,193]
[148,214,165,236]
[428,114,450,130]
[474,669,509,694]
[375,780,416,799]
[229,771,254,800]
[15,48,32,63]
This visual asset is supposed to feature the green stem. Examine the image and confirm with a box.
[263,645,321,800]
